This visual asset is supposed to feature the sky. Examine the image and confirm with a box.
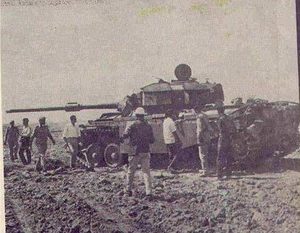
[1,0,299,124]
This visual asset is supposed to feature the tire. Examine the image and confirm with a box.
[104,143,123,168]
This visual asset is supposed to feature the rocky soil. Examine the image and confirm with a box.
[3,132,300,233]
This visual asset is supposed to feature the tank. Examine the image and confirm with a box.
[6,64,299,170]
[205,99,300,169]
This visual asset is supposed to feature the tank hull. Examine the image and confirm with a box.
[83,100,299,169]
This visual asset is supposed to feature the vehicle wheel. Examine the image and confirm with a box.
[104,143,122,168]
[85,143,104,167]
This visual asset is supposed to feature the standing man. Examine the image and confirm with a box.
[63,115,81,169]
[196,104,215,177]
[216,102,237,180]
[19,118,32,165]
[163,109,182,173]
[31,117,55,172]
[4,120,19,162]
[120,107,155,198]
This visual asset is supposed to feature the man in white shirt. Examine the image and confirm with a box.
[63,115,81,169]
[163,109,182,172]
[19,118,32,165]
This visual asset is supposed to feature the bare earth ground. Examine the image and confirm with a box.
[3,131,300,233]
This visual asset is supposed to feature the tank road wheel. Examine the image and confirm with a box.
[85,143,105,167]
[104,143,122,168]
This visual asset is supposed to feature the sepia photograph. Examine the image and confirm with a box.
[1,0,300,232]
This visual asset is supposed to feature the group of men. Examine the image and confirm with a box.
[197,101,237,179]
[120,102,237,198]
[4,117,55,171]
[4,103,236,198]
[4,115,81,172]
[161,102,236,180]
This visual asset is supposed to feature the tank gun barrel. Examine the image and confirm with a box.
[6,102,119,113]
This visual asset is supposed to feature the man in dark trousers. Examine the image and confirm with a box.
[4,120,19,162]
[19,118,32,165]
[121,107,155,198]
[31,117,55,172]
[216,102,237,180]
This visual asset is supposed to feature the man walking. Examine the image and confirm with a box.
[216,102,237,180]
[163,109,182,173]
[31,117,55,172]
[63,115,81,169]
[121,107,155,198]
[196,104,215,177]
[4,120,19,162]
[19,118,32,165]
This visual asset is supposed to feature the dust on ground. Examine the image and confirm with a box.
[3,132,300,233]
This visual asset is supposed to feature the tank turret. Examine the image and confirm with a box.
[118,64,224,116]
[7,64,224,118]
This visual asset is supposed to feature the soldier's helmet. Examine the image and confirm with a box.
[134,107,146,116]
